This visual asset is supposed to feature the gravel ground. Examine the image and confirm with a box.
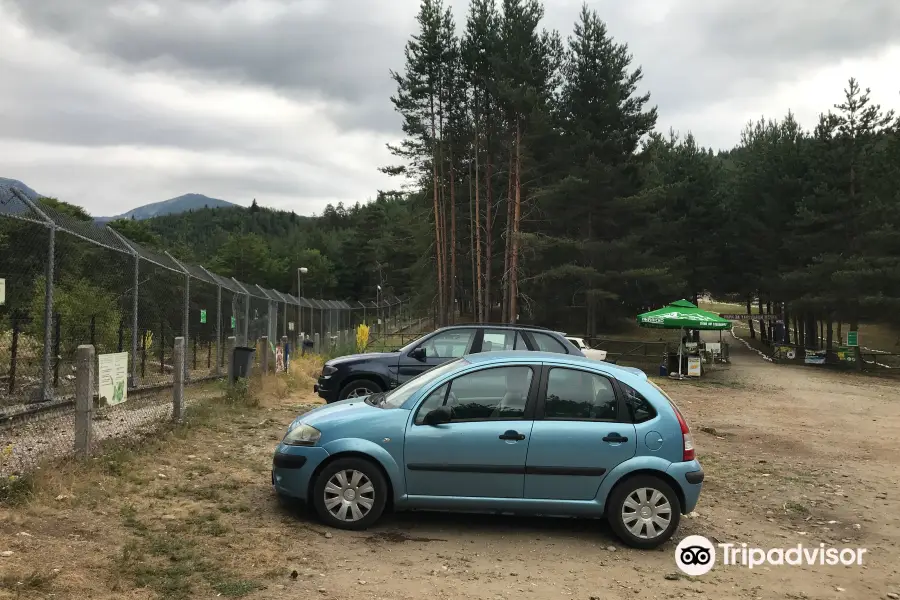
[0,386,218,477]
[1,340,899,600]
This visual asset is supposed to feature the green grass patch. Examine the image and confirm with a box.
[113,508,261,600]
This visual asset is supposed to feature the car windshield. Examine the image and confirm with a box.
[380,358,468,409]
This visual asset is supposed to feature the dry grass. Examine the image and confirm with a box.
[0,359,326,600]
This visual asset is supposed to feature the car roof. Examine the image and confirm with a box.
[464,350,647,380]
[438,323,552,331]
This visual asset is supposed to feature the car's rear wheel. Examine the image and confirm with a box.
[607,475,681,549]
[337,379,383,401]
[312,457,387,530]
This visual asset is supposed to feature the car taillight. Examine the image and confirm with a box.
[668,399,694,462]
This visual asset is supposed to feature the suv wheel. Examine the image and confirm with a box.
[607,475,681,549]
[337,379,382,401]
[312,457,387,530]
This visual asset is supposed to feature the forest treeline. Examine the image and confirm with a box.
[4,0,899,355]
[380,0,900,351]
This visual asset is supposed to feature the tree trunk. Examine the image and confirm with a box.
[509,119,522,325]
[797,317,805,356]
[473,118,483,323]
[430,99,444,327]
[850,315,862,371]
[793,314,800,346]
[826,316,834,360]
[806,314,817,348]
[836,321,843,345]
[469,150,477,321]
[502,149,514,323]
[747,299,756,339]
[484,154,493,321]
[449,147,457,325]
[758,297,768,344]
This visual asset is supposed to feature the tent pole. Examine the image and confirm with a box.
[678,327,683,378]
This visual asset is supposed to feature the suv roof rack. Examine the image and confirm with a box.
[439,322,552,331]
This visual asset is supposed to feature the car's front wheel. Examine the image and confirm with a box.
[312,457,388,530]
[607,475,681,549]
[337,379,383,401]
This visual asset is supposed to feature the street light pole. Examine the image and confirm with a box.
[297,267,307,343]
[376,285,382,334]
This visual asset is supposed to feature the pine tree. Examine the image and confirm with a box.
[384,0,457,325]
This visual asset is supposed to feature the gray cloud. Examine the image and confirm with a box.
[8,0,899,136]
[3,0,415,133]
[1,0,899,216]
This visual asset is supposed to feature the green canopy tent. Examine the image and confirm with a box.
[637,300,732,378]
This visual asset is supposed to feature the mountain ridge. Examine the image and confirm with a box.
[98,193,240,222]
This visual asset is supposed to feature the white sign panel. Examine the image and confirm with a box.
[0,278,5,305]
[687,357,702,377]
[706,342,721,354]
[98,352,128,406]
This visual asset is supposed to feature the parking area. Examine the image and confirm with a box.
[1,340,898,599]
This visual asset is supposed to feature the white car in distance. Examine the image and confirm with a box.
[565,336,608,362]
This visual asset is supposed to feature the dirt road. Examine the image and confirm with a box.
[2,342,899,599]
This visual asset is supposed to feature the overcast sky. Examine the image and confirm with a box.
[1,0,899,217]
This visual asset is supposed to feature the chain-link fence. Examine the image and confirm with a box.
[0,183,413,479]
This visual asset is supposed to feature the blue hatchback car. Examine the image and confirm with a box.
[272,351,704,549]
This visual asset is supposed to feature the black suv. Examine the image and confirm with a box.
[314,324,584,403]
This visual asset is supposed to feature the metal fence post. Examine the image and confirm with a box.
[165,251,191,382]
[40,219,55,400]
[226,336,236,387]
[10,189,56,403]
[9,314,19,394]
[261,335,269,375]
[215,284,222,376]
[173,337,184,421]
[108,226,141,388]
[74,344,95,459]
[183,276,189,381]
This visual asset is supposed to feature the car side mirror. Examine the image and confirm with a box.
[423,405,451,426]
[410,346,426,361]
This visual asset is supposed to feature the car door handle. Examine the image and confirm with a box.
[602,433,629,443]
[499,430,526,441]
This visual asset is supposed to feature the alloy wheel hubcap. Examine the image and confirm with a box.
[324,469,375,522]
[622,487,672,539]
[347,388,373,398]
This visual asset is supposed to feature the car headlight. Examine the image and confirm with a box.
[283,423,321,446]
[322,365,337,376]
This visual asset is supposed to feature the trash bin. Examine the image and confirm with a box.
[231,346,256,383]
[302,338,314,356]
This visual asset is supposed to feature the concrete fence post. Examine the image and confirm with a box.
[314,333,320,353]
[261,335,269,375]
[226,336,236,386]
[74,344,95,460]
[173,337,185,422]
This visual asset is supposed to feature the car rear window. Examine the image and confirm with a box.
[620,382,658,423]
[530,332,568,354]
